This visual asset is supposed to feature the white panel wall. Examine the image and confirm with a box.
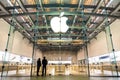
[77,19,120,60]
[110,19,120,51]
[0,19,9,51]
[88,31,108,57]
[0,19,42,58]
[77,48,85,60]
[12,31,33,57]
[35,49,42,60]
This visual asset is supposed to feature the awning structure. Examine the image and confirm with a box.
[0,0,119,51]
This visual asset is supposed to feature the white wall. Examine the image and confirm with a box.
[35,49,42,60]
[12,31,33,57]
[0,19,9,51]
[88,31,108,57]
[77,48,85,60]
[110,19,120,51]
[0,19,42,59]
[77,19,120,60]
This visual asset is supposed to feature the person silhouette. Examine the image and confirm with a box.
[42,56,48,76]
[37,58,41,76]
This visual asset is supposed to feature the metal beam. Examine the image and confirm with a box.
[4,18,32,40]
[83,0,104,40]
[93,0,104,12]
[0,1,31,40]
[0,11,119,18]
[0,2,10,14]
[4,4,115,11]
[111,3,120,15]
[33,35,87,40]
[38,0,48,26]
[34,33,83,37]
[17,0,34,25]
[19,25,97,30]
[72,0,82,26]
[86,0,103,26]
[89,2,120,39]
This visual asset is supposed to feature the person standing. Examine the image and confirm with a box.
[37,58,41,76]
[42,56,48,76]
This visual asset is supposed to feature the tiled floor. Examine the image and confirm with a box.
[0,75,120,80]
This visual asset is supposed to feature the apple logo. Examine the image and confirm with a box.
[50,16,69,33]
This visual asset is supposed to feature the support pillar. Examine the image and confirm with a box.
[1,21,15,77]
[81,0,90,77]
[105,24,119,76]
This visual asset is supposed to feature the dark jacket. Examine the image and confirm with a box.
[42,58,48,66]
[37,59,41,67]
